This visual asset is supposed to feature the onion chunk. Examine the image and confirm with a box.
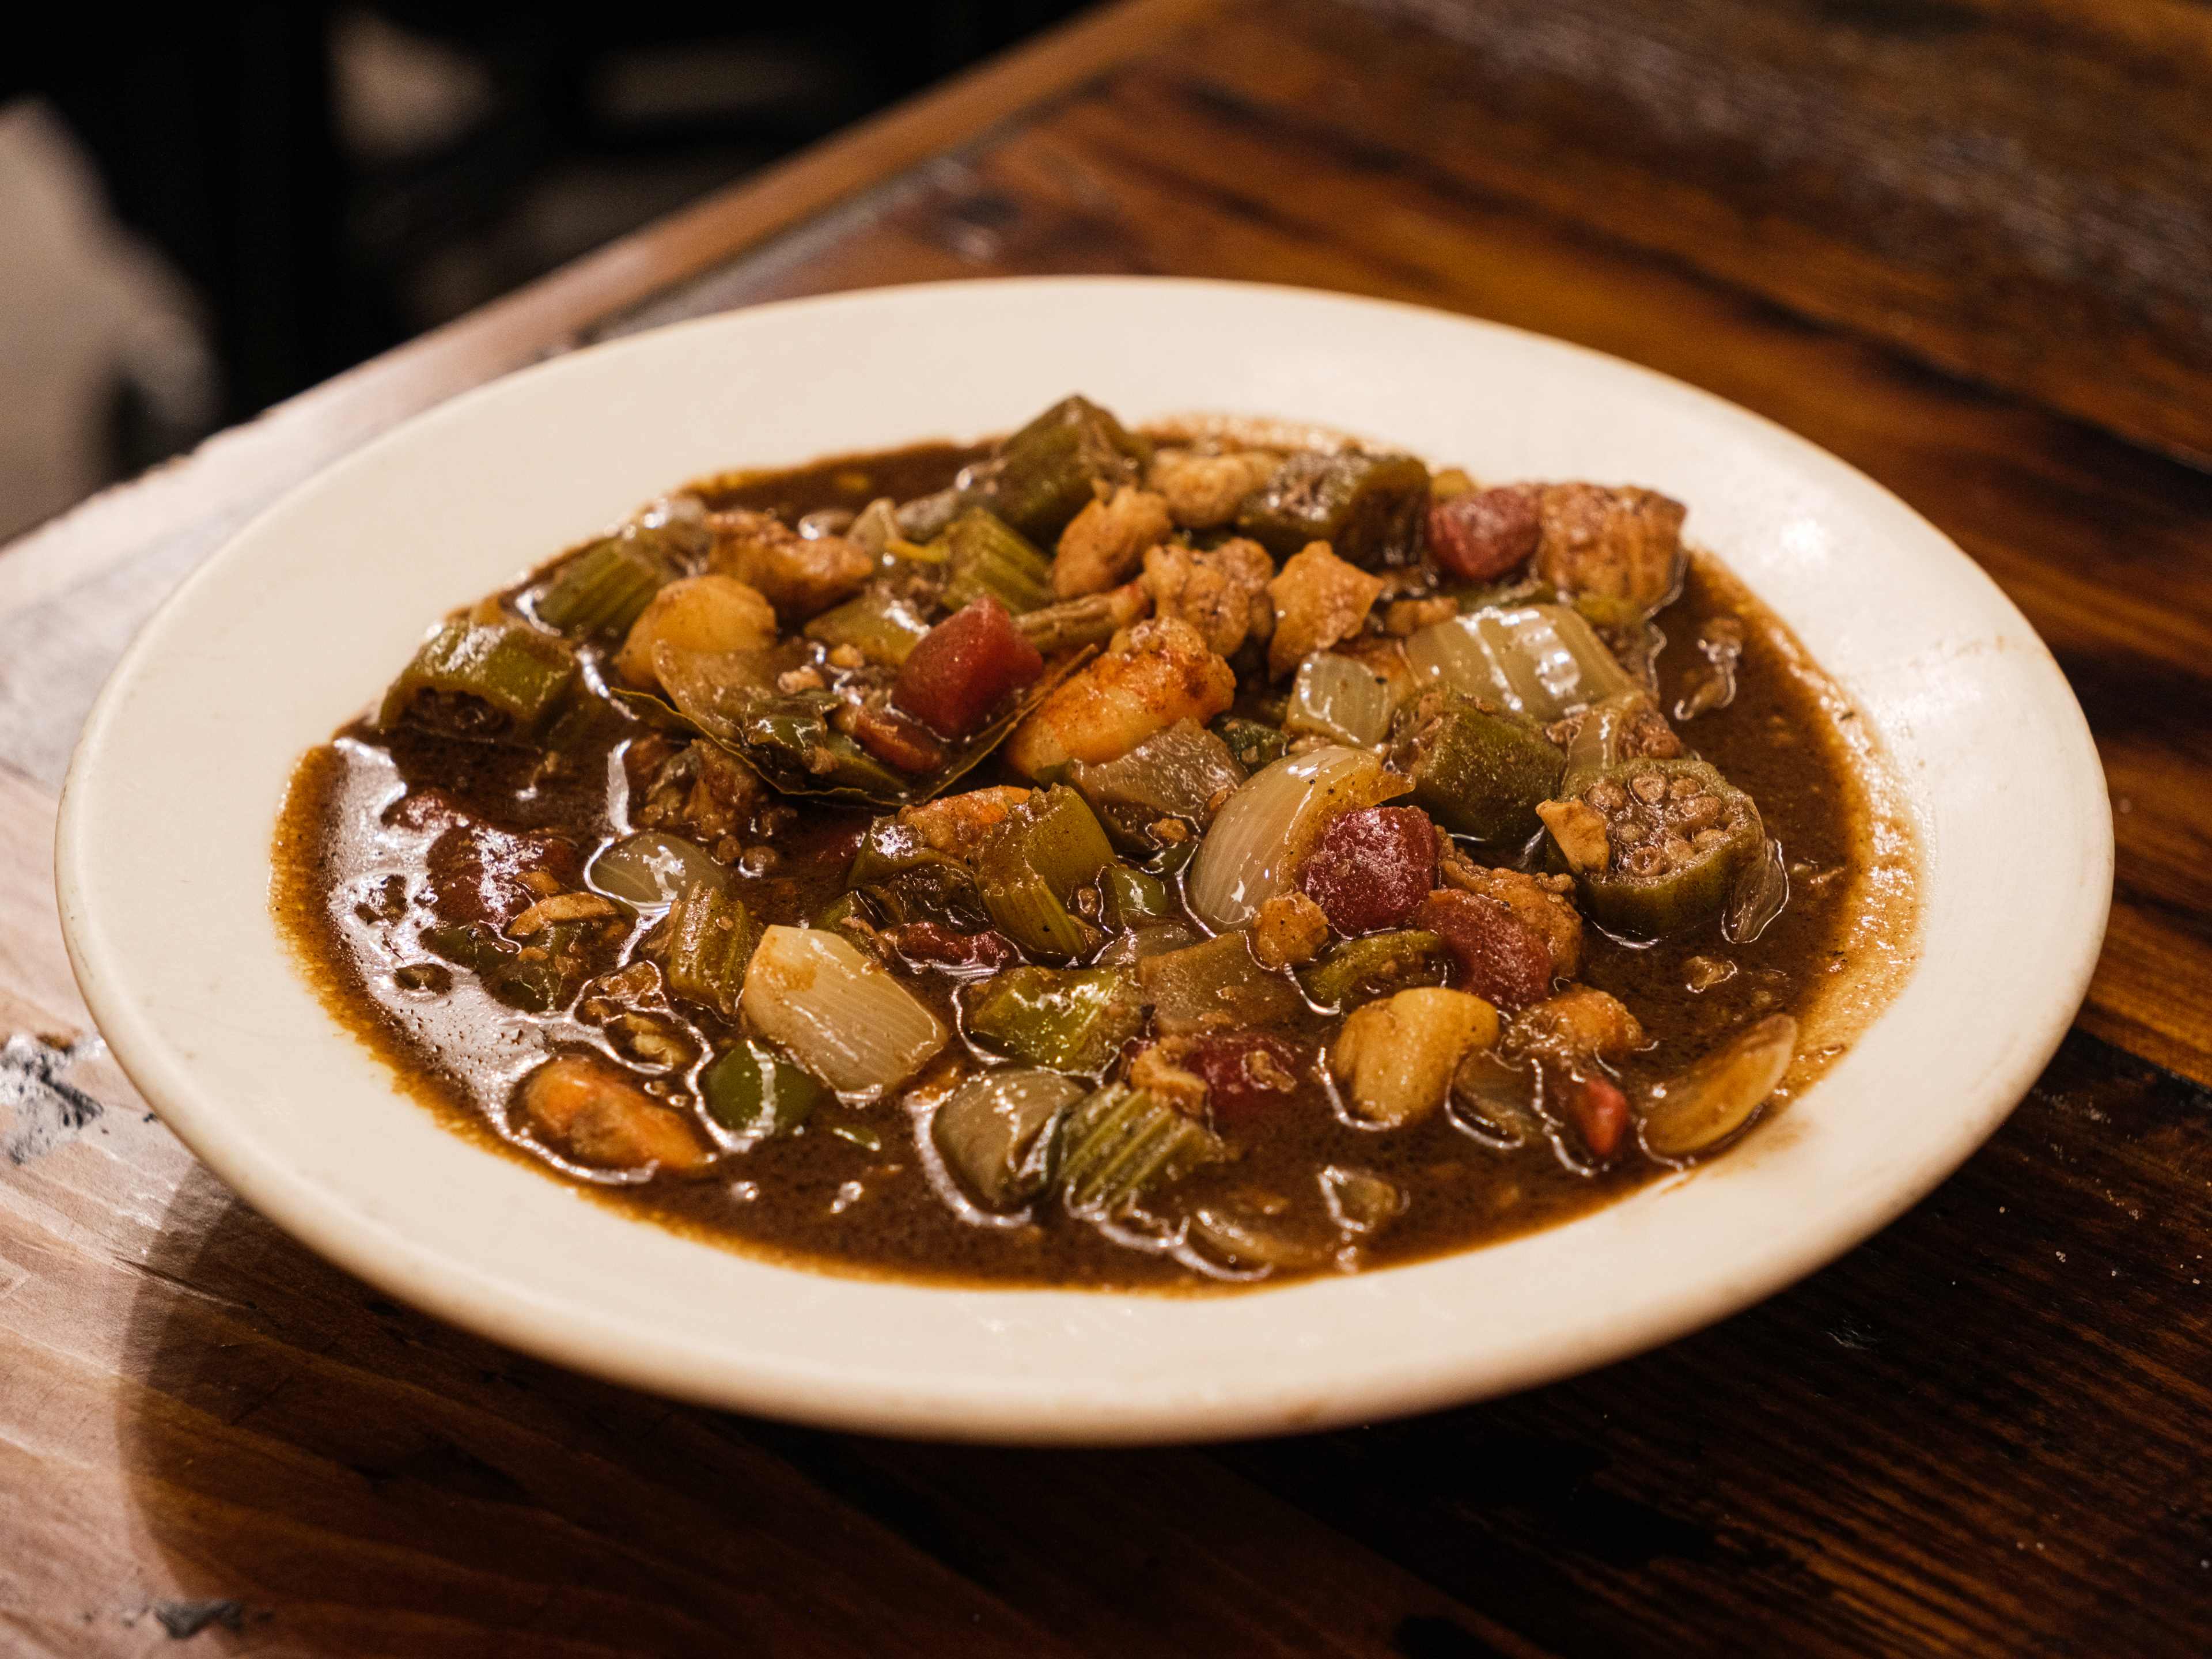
[1187,745,1405,931]
[739,926,946,1100]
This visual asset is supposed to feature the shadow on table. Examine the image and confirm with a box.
[116,1032,2205,1655]
[116,1169,1051,1655]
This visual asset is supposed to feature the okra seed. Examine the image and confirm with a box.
[1586,779,1627,812]
[1673,796,1724,831]
[1668,775,1701,801]
[1630,772,1668,804]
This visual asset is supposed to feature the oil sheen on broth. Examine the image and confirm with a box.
[272,417,1919,1291]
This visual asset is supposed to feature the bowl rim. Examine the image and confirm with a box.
[55,276,2111,1444]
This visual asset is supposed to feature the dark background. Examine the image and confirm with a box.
[7,2,1085,487]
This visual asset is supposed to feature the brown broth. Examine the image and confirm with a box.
[272,438,1920,1291]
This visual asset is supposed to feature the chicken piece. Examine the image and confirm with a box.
[507,891,622,937]
[1508,986,1646,1066]
[1437,848,1584,978]
[1533,484,1687,619]
[1382,594,1461,637]
[520,1054,711,1173]
[1535,798,1609,875]
[613,574,778,689]
[1250,889,1330,969]
[1142,537,1275,658]
[1054,486,1175,598]
[1005,616,1235,777]
[1266,541,1384,678]
[706,507,872,619]
[1147,447,1282,529]
[899,785,1033,855]
[1128,1040,1211,1115]
[1331,988,1501,1128]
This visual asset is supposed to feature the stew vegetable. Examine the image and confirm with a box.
[275,397,1916,1288]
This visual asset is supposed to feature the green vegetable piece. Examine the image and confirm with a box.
[1392,690,1563,847]
[1070,719,1245,850]
[932,1069,1085,1210]
[1556,689,1679,794]
[812,888,884,946]
[1055,1085,1224,1218]
[1297,929,1453,1009]
[1102,865,1173,930]
[661,878,759,1018]
[377,618,576,742]
[1016,585,1148,654]
[419,919,588,1013]
[623,637,1080,809]
[420,920,497,972]
[1137,931,1305,1034]
[938,508,1056,615]
[1213,715,1291,772]
[964,967,1144,1073]
[1233,450,1430,568]
[974,786,1115,959]
[533,531,671,637]
[847,817,987,927]
[975,862,1094,959]
[972,395,1150,543]
[702,1039,824,1139]
[805,586,933,665]
[1551,758,1765,940]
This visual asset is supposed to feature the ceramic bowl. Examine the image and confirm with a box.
[57,279,2109,1442]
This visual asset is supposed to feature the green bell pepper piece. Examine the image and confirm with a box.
[703,1039,824,1139]
[1297,929,1453,1009]
[1101,865,1173,930]
[964,966,1145,1073]
[1212,715,1291,772]
[804,585,934,665]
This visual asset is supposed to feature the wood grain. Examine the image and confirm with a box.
[573,6,2212,1086]
[6,0,2212,1652]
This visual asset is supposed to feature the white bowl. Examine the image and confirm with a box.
[56,279,2109,1444]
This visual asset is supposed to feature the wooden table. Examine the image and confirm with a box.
[5,1,2210,1651]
